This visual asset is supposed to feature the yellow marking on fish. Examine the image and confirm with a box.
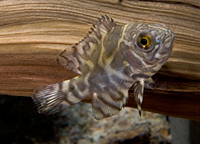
[86,60,94,69]
[32,15,175,120]
[98,33,109,66]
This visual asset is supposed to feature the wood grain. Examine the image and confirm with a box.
[0,0,199,121]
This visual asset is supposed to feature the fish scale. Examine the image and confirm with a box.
[32,15,175,119]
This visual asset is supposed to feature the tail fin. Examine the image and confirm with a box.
[32,78,89,115]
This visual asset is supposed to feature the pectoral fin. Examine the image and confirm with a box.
[144,77,156,90]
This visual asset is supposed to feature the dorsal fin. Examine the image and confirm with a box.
[56,15,116,74]
[91,15,116,37]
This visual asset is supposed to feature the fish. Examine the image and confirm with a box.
[32,15,175,120]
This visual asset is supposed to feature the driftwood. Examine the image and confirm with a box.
[0,0,199,121]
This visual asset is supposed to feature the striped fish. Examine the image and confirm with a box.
[32,15,175,120]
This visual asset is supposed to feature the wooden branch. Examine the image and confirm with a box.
[0,0,200,121]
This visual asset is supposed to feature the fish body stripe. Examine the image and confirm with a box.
[32,15,175,119]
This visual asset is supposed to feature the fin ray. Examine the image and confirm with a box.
[56,15,116,74]
[32,78,89,115]
[133,80,144,116]
[32,82,69,114]
[144,77,156,89]
[56,48,82,74]
[92,89,128,120]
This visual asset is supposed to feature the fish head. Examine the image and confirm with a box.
[123,23,175,77]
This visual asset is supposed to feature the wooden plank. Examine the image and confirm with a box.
[0,0,199,121]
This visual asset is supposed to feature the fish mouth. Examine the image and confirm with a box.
[162,30,175,51]
[156,29,175,63]
[165,30,175,42]
[144,29,175,67]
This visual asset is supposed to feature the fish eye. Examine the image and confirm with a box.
[139,36,151,48]
[136,32,155,52]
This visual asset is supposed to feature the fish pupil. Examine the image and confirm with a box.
[141,38,148,46]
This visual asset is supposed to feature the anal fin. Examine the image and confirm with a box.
[92,89,128,120]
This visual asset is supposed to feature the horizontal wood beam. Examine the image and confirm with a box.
[0,0,200,121]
